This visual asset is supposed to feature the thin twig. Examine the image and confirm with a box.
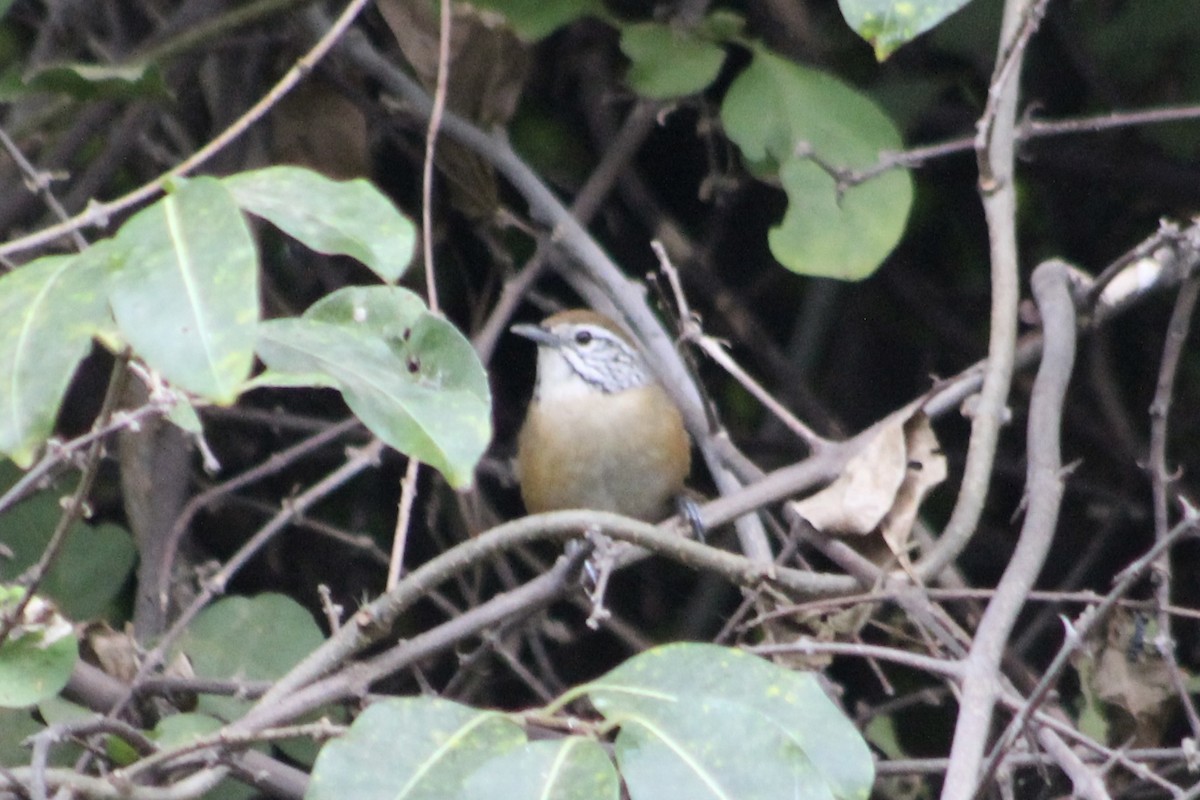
[653,241,828,452]
[0,127,86,252]
[388,457,420,591]
[1146,272,1200,738]
[388,0,452,593]
[420,0,449,314]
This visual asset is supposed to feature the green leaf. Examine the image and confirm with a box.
[470,0,606,40]
[616,698,831,800]
[0,587,78,708]
[721,47,912,280]
[0,250,112,467]
[174,594,324,722]
[152,713,260,800]
[107,177,260,403]
[257,286,492,488]
[839,0,974,61]
[223,166,416,283]
[0,465,137,621]
[620,22,726,99]
[0,519,136,622]
[585,643,875,800]
[0,706,79,767]
[37,695,93,727]
[152,711,223,748]
[307,697,525,800]
[23,61,170,100]
[462,738,619,800]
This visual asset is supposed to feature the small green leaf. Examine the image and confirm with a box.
[620,22,726,99]
[1,705,83,767]
[0,465,136,621]
[462,738,619,800]
[307,698,525,800]
[1,521,135,622]
[223,166,416,283]
[0,250,112,467]
[0,588,78,708]
[174,594,324,722]
[470,0,607,40]
[23,61,170,100]
[839,0,974,61]
[721,47,912,280]
[257,287,492,488]
[0,706,79,767]
[152,713,261,800]
[585,643,875,800]
[107,177,260,403]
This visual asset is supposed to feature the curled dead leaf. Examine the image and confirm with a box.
[788,404,946,566]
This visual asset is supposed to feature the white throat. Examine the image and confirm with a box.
[534,347,599,403]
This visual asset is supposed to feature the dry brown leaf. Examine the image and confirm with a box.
[879,412,948,561]
[788,405,946,568]
[82,621,140,683]
[1091,611,1176,747]
[790,417,908,535]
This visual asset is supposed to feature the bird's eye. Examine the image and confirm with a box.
[574,330,593,346]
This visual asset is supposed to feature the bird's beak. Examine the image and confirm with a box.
[510,322,561,348]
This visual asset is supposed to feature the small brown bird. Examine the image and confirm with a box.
[512,309,690,522]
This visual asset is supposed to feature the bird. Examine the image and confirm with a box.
[512,309,691,522]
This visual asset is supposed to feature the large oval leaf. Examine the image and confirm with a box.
[223,166,416,283]
[0,250,111,467]
[721,47,912,280]
[613,698,831,800]
[107,177,259,402]
[0,468,135,621]
[256,287,491,488]
[307,698,525,800]
[173,593,324,722]
[585,643,875,800]
[462,737,619,800]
